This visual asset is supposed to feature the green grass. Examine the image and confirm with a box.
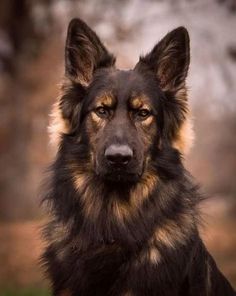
[0,287,50,296]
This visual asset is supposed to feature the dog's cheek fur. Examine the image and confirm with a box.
[48,80,85,149]
[83,113,107,168]
[172,114,194,154]
[48,98,71,149]
[140,117,158,147]
[159,86,194,155]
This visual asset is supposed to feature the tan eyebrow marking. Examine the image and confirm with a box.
[95,92,115,108]
[130,93,151,110]
[131,97,143,109]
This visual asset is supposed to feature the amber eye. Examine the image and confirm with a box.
[136,108,151,120]
[95,106,110,118]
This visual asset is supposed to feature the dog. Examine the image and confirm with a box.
[42,18,236,296]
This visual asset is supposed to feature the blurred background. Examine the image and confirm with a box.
[0,0,236,295]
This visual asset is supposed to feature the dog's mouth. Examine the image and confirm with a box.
[101,170,142,184]
[95,161,144,184]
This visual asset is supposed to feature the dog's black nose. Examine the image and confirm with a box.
[105,144,133,165]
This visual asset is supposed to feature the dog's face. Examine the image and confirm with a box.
[50,19,193,184]
[82,69,163,182]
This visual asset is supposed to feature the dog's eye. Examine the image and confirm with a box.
[95,106,109,118]
[136,109,151,120]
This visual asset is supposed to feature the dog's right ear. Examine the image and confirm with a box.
[49,19,115,148]
[65,18,115,86]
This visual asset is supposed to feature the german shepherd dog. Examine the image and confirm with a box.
[42,18,236,296]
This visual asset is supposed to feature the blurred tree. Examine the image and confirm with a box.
[217,0,236,13]
[0,1,45,74]
[0,0,54,220]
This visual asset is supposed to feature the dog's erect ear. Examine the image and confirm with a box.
[135,28,193,154]
[135,27,190,92]
[48,19,115,149]
[65,18,115,85]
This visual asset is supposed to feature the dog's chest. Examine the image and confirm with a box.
[59,242,186,296]
[67,243,129,295]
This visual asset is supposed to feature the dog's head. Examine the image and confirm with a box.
[50,19,193,184]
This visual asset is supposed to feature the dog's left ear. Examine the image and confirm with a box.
[65,18,115,86]
[135,27,190,93]
[135,27,194,154]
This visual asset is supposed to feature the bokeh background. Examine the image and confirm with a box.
[0,0,236,295]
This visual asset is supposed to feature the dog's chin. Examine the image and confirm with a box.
[104,173,141,184]
[97,169,142,184]
[95,160,144,185]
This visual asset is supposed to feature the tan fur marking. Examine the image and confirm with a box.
[130,171,158,208]
[48,99,70,148]
[130,94,151,109]
[142,115,153,126]
[136,245,161,266]
[73,172,103,219]
[149,246,161,264]
[90,111,105,128]
[171,87,194,154]
[109,172,157,222]
[73,168,158,222]
[88,93,114,132]
[73,173,89,192]
[131,97,143,109]
[153,213,194,248]
[96,92,114,107]
[109,197,131,223]
[154,220,179,248]
[172,116,194,154]
[74,171,132,221]
[80,185,102,219]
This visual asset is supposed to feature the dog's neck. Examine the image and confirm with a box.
[62,168,197,250]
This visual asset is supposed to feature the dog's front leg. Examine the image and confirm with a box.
[187,242,236,296]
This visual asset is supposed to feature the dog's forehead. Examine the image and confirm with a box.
[92,68,155,105]
[107,69,146,93]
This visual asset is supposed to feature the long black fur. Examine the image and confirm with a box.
[41,18,236,296]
